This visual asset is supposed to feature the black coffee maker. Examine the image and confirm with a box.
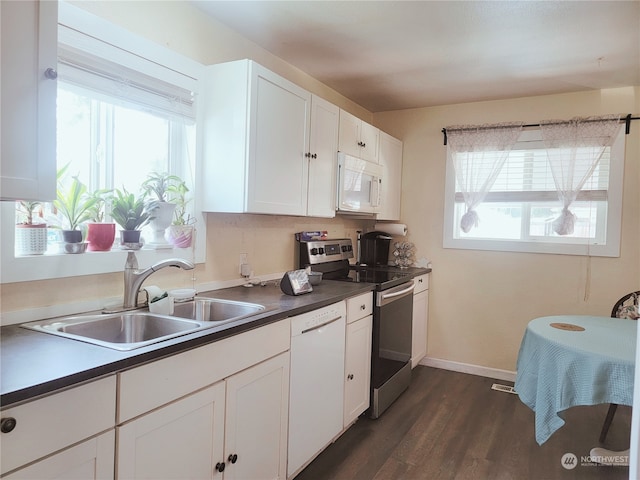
[358,231,392,266]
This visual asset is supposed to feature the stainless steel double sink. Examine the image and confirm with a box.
[21,298,267,351]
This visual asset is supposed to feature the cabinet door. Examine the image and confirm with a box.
[117,382,226,480]
[224,352,290,480]
[359,121,380,163]
[5,430,115,480]
[0,0,57,201]
[377,131,403,221]
[338,109,361,157]
[412,289,429,368]
[344,315,373,427]
[307,95,339,218]
[247,65,311,215]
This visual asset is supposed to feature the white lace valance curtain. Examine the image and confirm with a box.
[540,114,621,235]
[446,122,524,232]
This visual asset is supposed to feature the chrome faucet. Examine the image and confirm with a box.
[123,251,195,309]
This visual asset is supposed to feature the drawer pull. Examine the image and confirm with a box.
[0,417,17,433]
[216,461,225,472]
[228,453,238,464]
[360,304,366,310]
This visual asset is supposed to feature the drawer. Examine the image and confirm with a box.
[413,274,429,294]
[118,318,291,423]
[0,375,116,475]
[346,292,373,323]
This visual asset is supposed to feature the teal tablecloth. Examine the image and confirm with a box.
[515,315,636,445]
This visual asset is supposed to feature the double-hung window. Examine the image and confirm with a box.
[443,126,625,256]
[2,2,205,283]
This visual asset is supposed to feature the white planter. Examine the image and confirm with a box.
[15,224,48,256]
[147,202,176,248]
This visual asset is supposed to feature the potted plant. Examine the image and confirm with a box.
[165,180,195,248]
[54,170,97,253]
[142,172,182,247]
[85,189,115,251]
[15,201,48,256]
[111,187,153,245]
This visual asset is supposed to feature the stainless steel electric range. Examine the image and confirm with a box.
[296,237,414,419]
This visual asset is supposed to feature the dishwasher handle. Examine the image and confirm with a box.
[301,316,342,334]
[377,280,415,307]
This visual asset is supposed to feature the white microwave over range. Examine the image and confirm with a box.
[336,152,383,214]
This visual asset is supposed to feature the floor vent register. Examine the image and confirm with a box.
[491,383,517,394]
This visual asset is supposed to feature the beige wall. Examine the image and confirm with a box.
[374,87,640,372]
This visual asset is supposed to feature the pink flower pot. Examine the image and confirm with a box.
[165,225,194,248]
[86,223,116,251]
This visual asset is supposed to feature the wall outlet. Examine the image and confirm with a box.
[239,253,248,274]
[240,263,252,278]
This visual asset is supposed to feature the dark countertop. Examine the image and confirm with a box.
[1,266,431,408]
[1,280,374,408]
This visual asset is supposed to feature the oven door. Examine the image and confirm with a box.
[370,280,414,418]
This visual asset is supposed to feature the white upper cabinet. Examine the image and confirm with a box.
[0,0,57,201]
[338,109,379,163]
[377,131,403,221]
[307,95,339,218]
[202,60,312,216]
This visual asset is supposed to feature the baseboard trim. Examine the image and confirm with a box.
[419,356,516,383]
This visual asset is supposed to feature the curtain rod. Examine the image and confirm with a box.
[441,114,639,145]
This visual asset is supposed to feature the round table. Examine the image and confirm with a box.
[515,315,636,445]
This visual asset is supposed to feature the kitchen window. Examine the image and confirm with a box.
[443,127,625,257]
[1,2,206,283]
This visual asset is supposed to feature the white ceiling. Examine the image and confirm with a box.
[193,0,640,113]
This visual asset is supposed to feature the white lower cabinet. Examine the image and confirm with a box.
[411,273,430,368]
[117,382,226,479]
[5,430,115,480]
[117,351,290,480]
[344,315,373,427]
[224,352,289,480]
[116,319,290,479]
[343,292,373,427]
[0,375,116,477]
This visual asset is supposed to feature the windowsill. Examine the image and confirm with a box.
[1,203,206,284]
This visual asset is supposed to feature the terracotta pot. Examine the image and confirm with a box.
[165,224,194,248]
[86,223,116,251]
[15,224,47,256]
[121,229,142,244]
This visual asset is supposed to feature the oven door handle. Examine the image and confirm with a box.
[377,280,415,306]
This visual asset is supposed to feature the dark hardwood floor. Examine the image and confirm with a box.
[296,366,632,480]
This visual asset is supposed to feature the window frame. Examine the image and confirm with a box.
[1,1,207,284]
[442,126,625,257]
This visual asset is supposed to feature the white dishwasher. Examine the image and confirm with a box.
[287,301,346,478]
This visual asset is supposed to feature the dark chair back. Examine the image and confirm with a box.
[611,291,640,320]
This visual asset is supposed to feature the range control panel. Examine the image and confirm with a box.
[298,238,354,265]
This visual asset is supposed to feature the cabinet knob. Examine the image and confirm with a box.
[347,373,354,380]
[311,153,317,159]
[44,68,58,80]
[0,417,16,433]
[360,304,366,310]
[228,453,238,464]
[215,462,226,472]
[305,152,311,158]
